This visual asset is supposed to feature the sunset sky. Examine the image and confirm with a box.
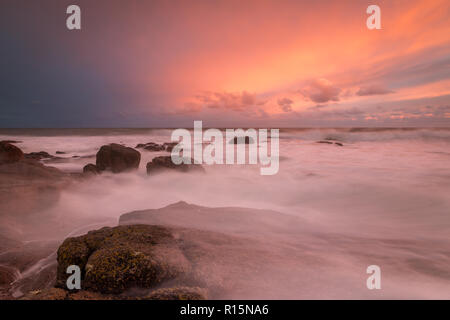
[1,0,449,127]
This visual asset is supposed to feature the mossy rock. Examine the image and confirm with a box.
[56,225,190,294]
[21,288,68,300]
[145,286,207,300]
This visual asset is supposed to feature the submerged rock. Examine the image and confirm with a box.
[56,225,190,294]
[96,143,141,173]
[136,142,177,152]
[146,156,205,175]
[135,142,165,151]
[163,142,178,152]
[229,136,254,144]
[316,140,344,146]
[25,151,55,160]
[83,163,100,175]
[0,141,24,164]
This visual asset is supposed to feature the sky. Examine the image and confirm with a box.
[1,0,449,128]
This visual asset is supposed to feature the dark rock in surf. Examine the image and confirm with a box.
[96,143,141,173]
[0,141,24,164]
[163,142,178,152]
[25,151,55,160]
[55,151,66,155]
[317,140,343,146]
[146,156,204,175]
[136,142,166,151]
[83,163,100,175]
[143,143,165,151]
[229,136,254,144]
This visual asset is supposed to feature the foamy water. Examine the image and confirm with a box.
[1,128,449,298]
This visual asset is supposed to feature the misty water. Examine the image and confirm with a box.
[1,128,449,299]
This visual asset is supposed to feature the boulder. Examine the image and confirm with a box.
[0,141,23,164]
[96,144,141,173]
[25,151,55,160]
[316,140,333,144]
[56,225,190,294]
[83,163,100,175]
[146,156,205,175]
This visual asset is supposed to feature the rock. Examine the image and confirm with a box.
[0,140,22,144]
[146,156,205,175]
[21,288,68,300]
[55,151,65,155]
[0,141,24,164]
[145,286,207,300]
[143,143,165,151]
[0,265,17,286]
[120,201,305,239]
[0,158,65,179]
[229,136,254,144]
[136,142,178,152]
[25,151,55,160]
[56,225,190,294]
[136,142,165,151]
[96,143,141,173]
[83,163,100,175]
[67,290,111,300]
[317,140,343,146]
[163,142,178,152]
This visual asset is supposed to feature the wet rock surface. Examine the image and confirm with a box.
[229,136,254,144]
[146,156,205,175]
[25,151,56,160]
[136,142,165,151]
[136,142,177,152]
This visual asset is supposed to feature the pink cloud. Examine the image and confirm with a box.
[356,85,394,96]
[299,79,341,103]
